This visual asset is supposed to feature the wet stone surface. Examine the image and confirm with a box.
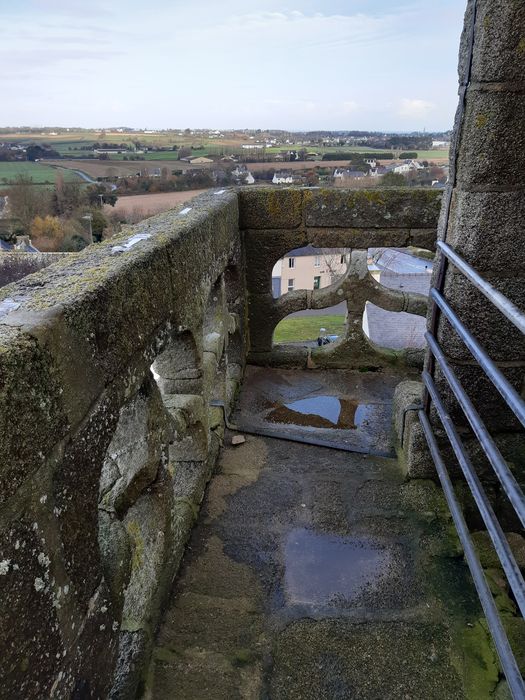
[283,529,394,607]
[147,369,486,699]
[234,366,404,455]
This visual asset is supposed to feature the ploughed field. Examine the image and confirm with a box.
[104,190,210,218]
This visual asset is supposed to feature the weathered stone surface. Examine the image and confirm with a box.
[53,388,121,611]
[392,379,423,449]
[472,531,525,570]
[172,460,213,505]
[164,394,209,461]
[0,328,67,503]
[304,188,442,229]
[459,0,525,84]
[437,271,525,362]
[306,226,412,249]
[100,377,168,516]
[456,89,525,191]
[122,472,174,632]
[152,329,203,396]
[53,582,119,699]
[109,629,150,700]
[0,521,63,699]
[445,191,525,274]
[271,620,462,700]
[99,511,132,612]
[239,187,303,229]
[0,190,247,697]
[403,421,436,480]
[432,362,524,432]
[243,228,306,294]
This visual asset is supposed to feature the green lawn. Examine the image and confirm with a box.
[0,161,83,185]
[273,315,346,344]
[412,150,449,160]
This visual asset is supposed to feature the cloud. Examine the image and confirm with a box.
[398,98,436,118]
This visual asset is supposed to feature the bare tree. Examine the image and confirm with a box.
[7,175,51,232]
[322,249,351,284]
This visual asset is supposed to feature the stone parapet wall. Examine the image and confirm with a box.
[0,191,246,698]
[0,186,442,696]
[240,187,442,368]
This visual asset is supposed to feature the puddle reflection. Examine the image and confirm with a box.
[268,395,372,429]
[284,529,392,605]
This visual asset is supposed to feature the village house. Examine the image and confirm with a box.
[333,168,367,183]
[232,165,255,185]
[392,159,424,175]
[271,245,350,297]
[272,170,294,185]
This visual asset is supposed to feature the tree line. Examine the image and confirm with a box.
[1,175,118,251]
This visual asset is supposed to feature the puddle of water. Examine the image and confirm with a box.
[267,395,372,430]
[284,529,392,606]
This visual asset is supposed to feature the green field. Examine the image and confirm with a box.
[0,130,449,163]
[273,315,346,344]
[0,162,83,186]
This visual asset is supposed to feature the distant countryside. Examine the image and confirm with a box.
[0,126,450,252]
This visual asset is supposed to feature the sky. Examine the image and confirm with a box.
[0,0,467,131]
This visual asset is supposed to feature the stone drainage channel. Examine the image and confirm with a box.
[145,368,505,699]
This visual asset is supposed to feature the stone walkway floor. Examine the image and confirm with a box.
[146,369,494,699]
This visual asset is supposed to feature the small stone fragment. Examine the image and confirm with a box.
[231,435,246,446]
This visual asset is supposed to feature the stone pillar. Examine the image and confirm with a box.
[430,0,525,437]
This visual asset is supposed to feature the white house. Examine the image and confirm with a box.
[232,165,255,185]
[393,160,423,175]
[273,171,294,185]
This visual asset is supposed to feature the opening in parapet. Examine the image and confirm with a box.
[272,245,350,298]
[273,311,346,346]
[363,246,433,351]
[272,245,350,346]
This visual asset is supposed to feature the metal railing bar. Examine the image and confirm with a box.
[422,370,525,614]
[430,289,525,429]
[419,410,525,700]
[437,242,525,335]
[425,333,525,529]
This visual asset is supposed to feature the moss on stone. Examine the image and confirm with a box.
[451,620,499,700]
[475,113,489,129]
[227,648,257,667]
[502,617,525,674]
[126,520,145,571]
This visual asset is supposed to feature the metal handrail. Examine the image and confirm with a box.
[430,288,525,429]
[438,241,525,335]
[421,243,525,699]
[419,411,525,699]
[425,332,525,527]
[422,368,525,616]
